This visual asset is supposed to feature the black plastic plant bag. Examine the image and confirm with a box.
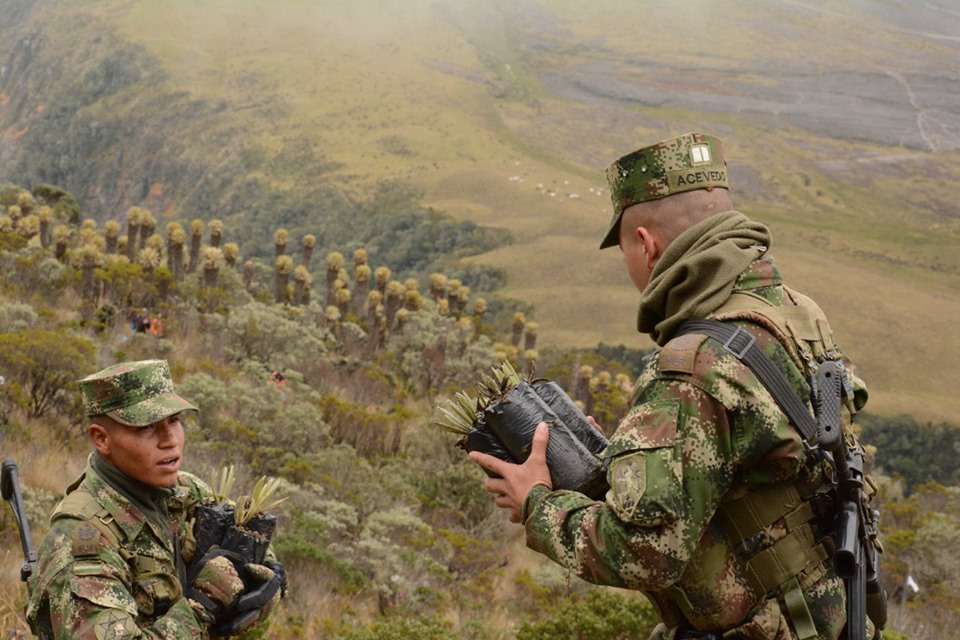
[191,503,234,570]
[533,381,609,455]
[221,513,277,565]
[458,423,517,477]
[191,503,277,569]
[194,503,233,549]
[484,381,608,499]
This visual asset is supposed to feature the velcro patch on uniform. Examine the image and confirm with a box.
[93,609,137,640]
[659,333,708,374]
[72,522,102,557]
[73,561,107,577]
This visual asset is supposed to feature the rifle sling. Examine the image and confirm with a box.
[676,319,819,444]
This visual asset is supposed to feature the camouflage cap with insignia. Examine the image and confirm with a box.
[78,359,198,427]
[599,132,730,249]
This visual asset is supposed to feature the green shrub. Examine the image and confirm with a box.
[0,302,39,332]
[0,251,69,299]
[331,615,452,640]
[860,414,960,490]
[0,328,94,423]
[202,300,330,370]
[516,588,658,640]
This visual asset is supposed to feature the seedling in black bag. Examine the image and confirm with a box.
[435,361,610,499]
[435,388,517,467]
[192,466,286,569]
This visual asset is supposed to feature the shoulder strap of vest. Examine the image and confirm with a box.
[676,319,819,444]
[713,290,841,365]
[53,488,129,557]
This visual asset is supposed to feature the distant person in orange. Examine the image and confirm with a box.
[150,315,165,338]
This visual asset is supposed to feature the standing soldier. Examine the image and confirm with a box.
[471,133,883,639]
[26,359,284,639]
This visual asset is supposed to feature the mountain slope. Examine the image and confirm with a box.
[1,0,958,421]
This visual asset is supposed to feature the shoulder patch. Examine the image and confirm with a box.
[93,609,137,640]
[659,333,709,374]
[72,521,103,557]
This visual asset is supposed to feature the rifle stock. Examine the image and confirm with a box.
[1,459,38,582]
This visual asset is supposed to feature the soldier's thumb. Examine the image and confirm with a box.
[530,422,550,463]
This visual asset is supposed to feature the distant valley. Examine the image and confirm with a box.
[1,0,958,421]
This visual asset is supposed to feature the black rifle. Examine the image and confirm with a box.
[812,362,887,640]
[1,459,38,582]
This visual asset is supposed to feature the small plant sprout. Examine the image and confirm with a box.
[476,360,523,405]
[435,361,528,435]
[435,390,481,435]
[213,465,236,504]
[233,475,287,526]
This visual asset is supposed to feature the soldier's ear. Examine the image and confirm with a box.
[637,227,661,270]
[89,422,111,457]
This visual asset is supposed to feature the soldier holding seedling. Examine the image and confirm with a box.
[24,359,284,639]
[471,134,885,639]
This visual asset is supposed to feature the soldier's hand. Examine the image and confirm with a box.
[265,560,288,597]
[212,562,283,636]
[185,550,244,625]
[586,415,605,435]
[469,422,553,523]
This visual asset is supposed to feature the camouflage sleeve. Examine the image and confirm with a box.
[32,520,210,640]
[841,349,868,412]
[523,379,737,591]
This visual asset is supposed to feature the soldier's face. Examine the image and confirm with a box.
[92,414,185,488]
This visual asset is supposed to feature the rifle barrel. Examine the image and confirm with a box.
[846,543,867,640]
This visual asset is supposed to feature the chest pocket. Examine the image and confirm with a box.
[127,551,182,617]
[68,562,138,616]
[600,398,683,526]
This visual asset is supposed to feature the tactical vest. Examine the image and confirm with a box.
[49,482,189,621]
[652,288,862,639]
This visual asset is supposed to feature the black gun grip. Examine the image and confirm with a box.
[1,459,17,500]
[815,362,845,450]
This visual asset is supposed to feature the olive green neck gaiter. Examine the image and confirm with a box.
[92,450,173,531]
[637,210,772,346]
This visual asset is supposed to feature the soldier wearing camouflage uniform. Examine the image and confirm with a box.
[471,133,880,639]
[26,359,283,639]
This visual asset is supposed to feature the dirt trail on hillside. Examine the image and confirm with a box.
[540,62,960,153]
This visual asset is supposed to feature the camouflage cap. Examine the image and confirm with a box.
[78,359,198,427]
[599,132,730,249]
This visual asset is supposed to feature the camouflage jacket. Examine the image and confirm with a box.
[523,256,868,640]
[26,455,219,639]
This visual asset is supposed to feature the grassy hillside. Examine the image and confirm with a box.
[1,0,958,425]
[2,187,958,639]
